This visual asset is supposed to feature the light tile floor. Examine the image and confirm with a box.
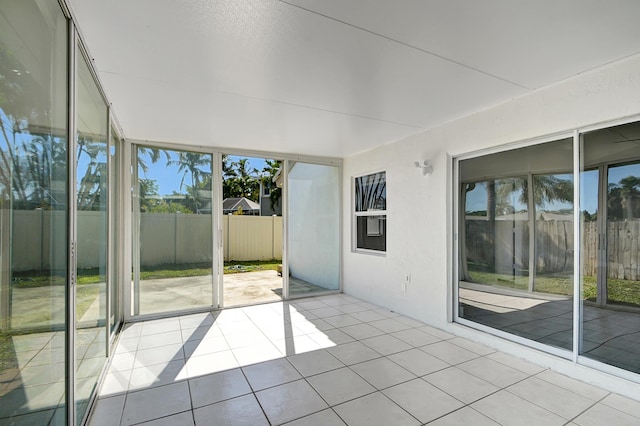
[89,294,640,426]
[0,327,105,425]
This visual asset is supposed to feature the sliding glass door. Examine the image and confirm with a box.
[75,45,109,423]
[457,120,640,379]
[605,163,640,309]
[132,146,214,316]
[458,138,574,352]
[0,1,69,423]
[131,151,342,313]
[581,122,640,373]
[108,127,121,335]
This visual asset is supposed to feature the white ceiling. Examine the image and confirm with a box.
[68,0,640,158]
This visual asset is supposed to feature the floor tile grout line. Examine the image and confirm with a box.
[447,365,576,421]
[127,408,193,426]
[348,361,415,393]
[379,345,454,377]
[326,406,349,426]
[340,388,424,426]
[240,302,305,359]
[104,300,418,422]
[185,369,197,426]
[420,365,507,408]
[92,294,638,426]
[111,333,144,425]
[501,385,588,423]
[421,404,493,425]
[451,354,533,386]
[286,348,347,378]
[530,368,610,401]
[236,366,273,426]
[563,391,612,425]
[482,353,547,376]
[307,377,380,412]
[598,394,640,420]
[187,387,253,411]
[117,376,130,426]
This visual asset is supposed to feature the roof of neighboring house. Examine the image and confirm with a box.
[223,197,260,212]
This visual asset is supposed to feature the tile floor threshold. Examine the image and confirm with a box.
[88,294,640,426]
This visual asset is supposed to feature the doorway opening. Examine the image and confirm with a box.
[221,155,283,307]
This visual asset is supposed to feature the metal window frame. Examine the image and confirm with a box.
[352,170,388,255]
[452,131,575,357]
[452,115,640,385]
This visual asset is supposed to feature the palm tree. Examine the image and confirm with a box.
[235,158,259,199]
[355,172,386,212]
[223,158,259,200]
[137,147,170,175]
[459,183,476,281]
[608,175,640,219]
[222,154,236,199]
[0,112,29,204]
[1,43,56,207]
[462,175,573,281]
[489,175,573,213]
[167,151,212,213]
[0,115,67,209]
[262,159,282,212]
[76,135,108,211]
[138,178,159,212]
[222,154,234,178]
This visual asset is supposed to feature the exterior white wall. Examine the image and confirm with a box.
[343,52,640,323]
[342,53,640,394]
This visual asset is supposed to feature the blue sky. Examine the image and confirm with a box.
[138,151,269,195]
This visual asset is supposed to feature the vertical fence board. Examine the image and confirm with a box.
[10,210,640,278]
[464,218,640,279]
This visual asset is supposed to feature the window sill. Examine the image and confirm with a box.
[353,248,386,257]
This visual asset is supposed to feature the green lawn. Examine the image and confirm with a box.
[135,260,281,279]
[0,332,13,372]
[3,260,282,344]
[467,269,640,306]
[11,260,283,288]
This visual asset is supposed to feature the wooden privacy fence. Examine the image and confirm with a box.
[137,213,284,266]
[223,214,283,262]
[466,218,640,280]
[10,211,283,271]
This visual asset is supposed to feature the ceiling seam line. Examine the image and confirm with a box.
[98,71,426,130]
[279,0,532,90]
[247,96,426,129]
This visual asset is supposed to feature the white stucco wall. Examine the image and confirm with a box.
[342,53,640,327]
[342,53,640,396]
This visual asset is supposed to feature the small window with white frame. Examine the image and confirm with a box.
[354,171,386,252]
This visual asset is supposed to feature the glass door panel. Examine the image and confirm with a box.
[606,163,640,308]
[0,1,69,423]
[533,173,574,296]
[287,162,340,296]
[580,169,599,304]
[463,177,530,289]
[108,128,121,334]
[459,138,574,352]
[75,46,109,423]
[134,147,213,315]
[581,121,640,374]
